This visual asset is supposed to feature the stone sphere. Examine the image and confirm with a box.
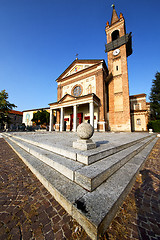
[77,123,94,139]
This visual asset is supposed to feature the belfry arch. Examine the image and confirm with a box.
[111,30,119,41]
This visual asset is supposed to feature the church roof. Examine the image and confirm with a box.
[9,110,23,116]
[23,107,50,112]
[130,93,146,99]
[56,59,107,82]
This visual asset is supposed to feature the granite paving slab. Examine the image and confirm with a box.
[4,131,151,151]
[3,133,158,240]
[4,137,87,212]
[75,137,155,191]
[74,138,158,238]
[3,136,84,181]
[106,138,160,240]
[4,132,153,164]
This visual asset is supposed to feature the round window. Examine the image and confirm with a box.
[73,85,82,97]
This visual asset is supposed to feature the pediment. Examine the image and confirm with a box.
[58,94,75,103]
[56,59,104,82]
[49,93,101,109]
[63,64,92,78]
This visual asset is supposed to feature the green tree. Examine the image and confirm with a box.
[32,110,50,126]
[0,90,17,128]
[32,110,41,125]
[149,72,160,120]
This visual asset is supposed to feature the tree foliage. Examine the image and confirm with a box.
[32,110,50,125]
[0,90,17,113]
[0,90,17,126]
[149,72,160,120]
[147,120,160,132]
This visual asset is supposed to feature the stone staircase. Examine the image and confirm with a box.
[2,132,157,240]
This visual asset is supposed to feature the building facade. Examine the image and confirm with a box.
[49,6,150,132]
[20,6,149,133]
[0,110,23,130]
[9,110,23,128]
[130,94,150,131]
[49,59,109,132]
[23,108,50,126]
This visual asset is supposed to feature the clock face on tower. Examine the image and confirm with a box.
[73,85,82,97]
[113,49,120,56]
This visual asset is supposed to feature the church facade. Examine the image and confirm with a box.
[49,6,149,132]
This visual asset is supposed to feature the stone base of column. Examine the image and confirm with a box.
[55,124,60,131]
[97,122,106,132]
[73,139,96,150]
[66,124,70,131]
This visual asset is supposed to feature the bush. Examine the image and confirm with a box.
[147,120,160,132]
[18,123,26,131]
[26,125,35,131]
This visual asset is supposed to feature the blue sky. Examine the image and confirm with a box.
[0,0,160,111]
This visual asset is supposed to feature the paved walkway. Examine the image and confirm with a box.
[0,135,160,240]
[0,138,90,240]
[106,138,160,240]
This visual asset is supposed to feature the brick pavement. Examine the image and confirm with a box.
[106,138,160,240]
[0,137,160,240]
[0,138,91,240]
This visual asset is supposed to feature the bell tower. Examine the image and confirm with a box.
[105,5,132,131]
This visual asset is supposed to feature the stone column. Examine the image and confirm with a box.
[90,102,94,128]
[60,107,64,132]
[73,105,77,132]
[49,109,53,131]
[56,110,60,131]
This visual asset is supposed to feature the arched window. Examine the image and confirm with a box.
[112,30,119,41]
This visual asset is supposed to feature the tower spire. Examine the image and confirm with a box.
[111,4,119,24]
[105,5,132,132]
[111,4,115,9]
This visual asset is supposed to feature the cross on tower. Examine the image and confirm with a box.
[111,4,115,9]
[76,53,79,60]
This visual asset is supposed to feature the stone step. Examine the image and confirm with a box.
[75,136,155,191]
[3,134,155,192]
[3,132,153,166]
[74,138,158,239]
[4,135,83,181]
[76,134,154,165]
[3,135,158,240]
[3,132,78,160]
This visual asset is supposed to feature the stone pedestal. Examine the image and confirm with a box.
[149,129,153,134]
[73,139,96,150]
[73,123,97,150]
